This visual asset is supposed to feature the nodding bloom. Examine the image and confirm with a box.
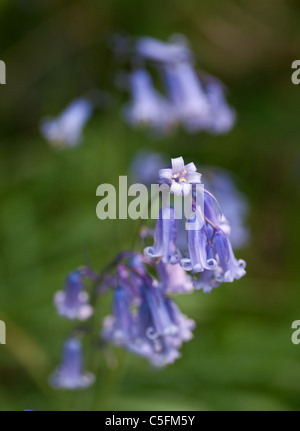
[181,214,218,273]
[144,206,181,264]
[128,283,195,367]
[159,156,202,196]
[40,98,93,148]
[123,69,175,134]
[163,62,211,133]
[193,269,223,293]
[213,228,246,282]
[100,256,195,367]
[157,261,194,294]
[50,338,94,390]
[204,78,236,135]
[54,270,93,321]
[102,286,135,345]
[145,156,246,289]
[202,168,249,249]
[135,36,191,64]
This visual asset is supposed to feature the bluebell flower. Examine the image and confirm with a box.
[135,36,191,64]
[123,69,175,134]
[159,156,201,196]
[50,338,94,390]
[193,268,223,293]
[102,286,135,345]
[40,98,93,148]
[127,284,195,367]
[54,270,93,321]
[127,296,181,367]
[213,228,246,282]
[202,168,249,249]
[157,261,194,294]
[163,62,211,133]
[144,206,181,264]
[204,78,236,135]
[181,215,218,273]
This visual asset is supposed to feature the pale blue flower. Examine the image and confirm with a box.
[123,69,175,134]
[40,98,92,148]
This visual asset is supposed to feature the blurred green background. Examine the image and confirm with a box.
[1,0,300,411]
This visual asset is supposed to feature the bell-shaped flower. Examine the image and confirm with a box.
[40,98,92,148]
[205,78,236,135]
[102,287,135,345]
[50,338,94,390]
[214,228,246,282]
[144,206,181,264]
[54,271,93,321]
[181,214,218,273]
[123,69,175,134]
[163,62,211,133]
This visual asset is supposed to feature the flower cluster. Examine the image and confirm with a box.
[51,156,246,390]
[145,157,246,293]
[119,35,236,135]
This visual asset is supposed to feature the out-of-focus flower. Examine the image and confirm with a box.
[202,168,250,249]
[159,156,202,196]
[116,34,236,136]
[123,69,175,134]
[135,36,191,64]
[163,62,211,133]
[204,78,236,135]
[40,98,92,148]
[156,261,194,294]
[102,286,135,345]
[99,253,195,367]
[54,270,93,321]
[129,150,168,185]
[50,338,94,390]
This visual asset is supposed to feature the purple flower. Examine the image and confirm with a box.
[40,98,92,148]
[205,78,236,135]
[181,215,218,273]
[127,284,195,367]
[159,156,201,196]
[214,228,246,282]
[50,338,94,390]
[193,269,223,293]
[163,62,211,133]
[123,69,175,134]
[202,168,249,249]
[102,287,135,345]
[157,261,194,294]
[144,206,181,264]
[54,271,93,321]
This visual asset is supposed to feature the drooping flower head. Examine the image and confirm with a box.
[54,269,93,321]
[144,157,246,291]
[40,98,93,148]
[123,69,175,134]
[100,253,195,367]
[50,338,94,390]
